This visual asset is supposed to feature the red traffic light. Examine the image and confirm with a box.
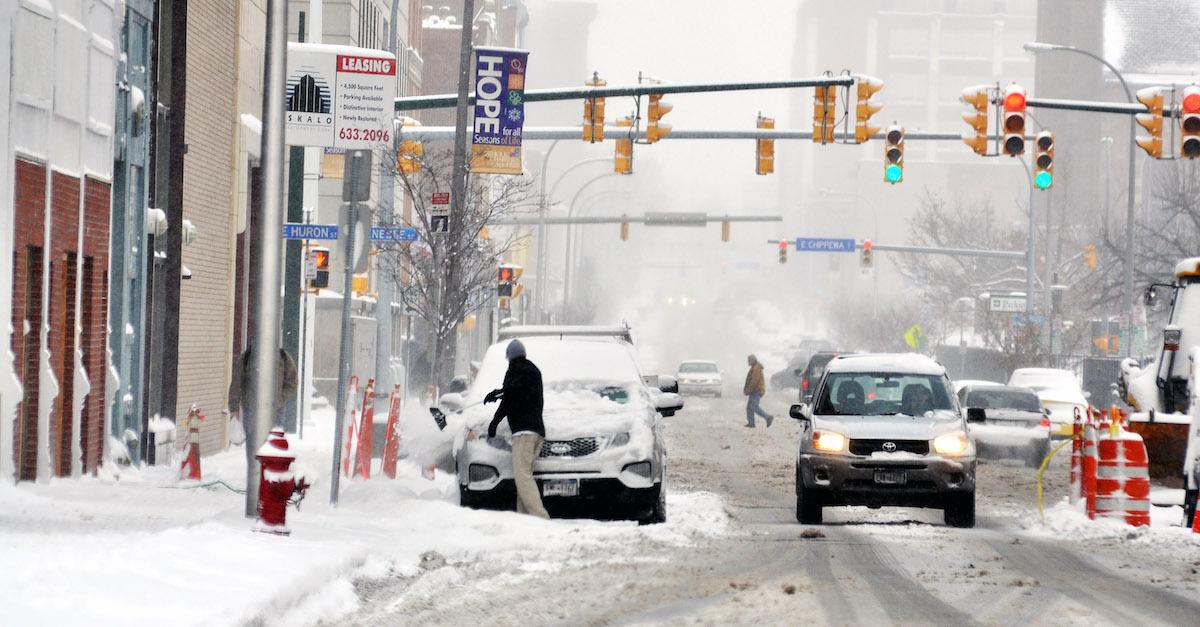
[1183,90,1200,114]
[778,240,788,250]
[863,239,873,250]
[498,267,513,282]
[1004,91,1026,111]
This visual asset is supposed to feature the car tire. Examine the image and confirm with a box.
[944,492,976,528]
[639,483,667,525]
[796,485,823,524]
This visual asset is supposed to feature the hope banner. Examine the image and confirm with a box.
[470,47,529,175]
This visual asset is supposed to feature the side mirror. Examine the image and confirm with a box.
[790,403,810,421]
[966,407,987,423]
[655,392,684,416]
[438,393,465,412]
[1042,407,1052,417]
[657,374,679,394]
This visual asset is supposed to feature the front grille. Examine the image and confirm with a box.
[849,439,929,456]
[540,437,599,458]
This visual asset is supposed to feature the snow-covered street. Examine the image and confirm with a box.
[7,392,1200,626]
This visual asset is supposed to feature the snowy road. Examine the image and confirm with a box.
[346,393,1200,626]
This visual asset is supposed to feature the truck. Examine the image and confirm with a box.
[1119,257,1200,523]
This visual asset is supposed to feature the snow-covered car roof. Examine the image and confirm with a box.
[824,353,946,376]
[678,359,718,366]
[1010,367,1075,378]
[953,379,1004,393]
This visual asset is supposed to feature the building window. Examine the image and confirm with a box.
[358,0,387,49]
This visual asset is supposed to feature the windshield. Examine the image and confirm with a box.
[964,388,1041,412]
[472,337,643,400]
[678,362,717,373]
[815,372,956,416]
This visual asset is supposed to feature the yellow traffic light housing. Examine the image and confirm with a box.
[854,75,884,144]
[960,84,991,156]
[1135,86,1165,158]
[756,114,775,175]
[583,74,606,143]
[1034,131,1054,190]
[646,93,673,143]
[397,117,423,174]
[721,220,730,242]
[1084,244,1097,271]
[883,125,904,184]
[615,116,633,174]
[619,219,629,241]
[1181,85,1200,159]
[813,85,836,144]
[1002,84,1027,156]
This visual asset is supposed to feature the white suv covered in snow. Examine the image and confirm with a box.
[791,354,977,527]
[447,329,681,524]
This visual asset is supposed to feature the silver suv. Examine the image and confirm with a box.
[791,354,976,527]
[447,329,681,524]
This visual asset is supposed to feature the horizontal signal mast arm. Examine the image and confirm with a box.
[399,127,970,141]
[394,76,857,111]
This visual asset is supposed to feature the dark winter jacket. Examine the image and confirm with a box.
[488,356,545,437]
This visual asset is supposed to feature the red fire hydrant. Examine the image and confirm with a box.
[255,427,310,535]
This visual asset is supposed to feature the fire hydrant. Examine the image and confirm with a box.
[255,427,310,535]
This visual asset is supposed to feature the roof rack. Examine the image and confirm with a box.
[497,324,634,344]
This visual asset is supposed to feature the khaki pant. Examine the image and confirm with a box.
[512,434,549,519]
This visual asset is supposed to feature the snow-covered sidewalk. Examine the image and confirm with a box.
[0,405,728,626]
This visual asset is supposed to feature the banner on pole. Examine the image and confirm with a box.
[470,47,529,175]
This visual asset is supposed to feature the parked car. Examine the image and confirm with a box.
[798,351,840,402]
[447,328,681,524]
[791,353,976,527]
[952,379,1003,395]
[676,360,723,397]
[770,339,835,390]
[958,384,1051,468]
[1008,367,1088,437]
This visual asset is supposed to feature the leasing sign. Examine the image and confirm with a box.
[285,43,396,150]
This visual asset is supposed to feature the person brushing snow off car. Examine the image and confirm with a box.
[743,354,774,428]
[484,339,550,519]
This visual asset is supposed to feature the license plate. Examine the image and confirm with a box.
[874,470,907,485]
[542,479,579,497]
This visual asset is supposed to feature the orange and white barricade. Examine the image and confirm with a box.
[382,384,403,479]
[1070,408,1084,504]
[1093,424,1152,527]
[179,405,205,480]
[354,379,375,478]
[341,376,359,477]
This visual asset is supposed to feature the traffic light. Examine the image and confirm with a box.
[883,125,904,184]
[813,85,836,144]
[615,116,633,174]
[1084,244,1097,271]
[861,239,874,270]
[1135,86,1165,159]
[497,264,523,299]
[721,220,730,243]
[1181,84,1200,159]
[778,240,788,264]
[397,117,423,174]
[854,75,884,144]
[646,93,672,143]
[582,74,606,143]
[619,220,629,241]
[1002,84,1026,156]
[756,114,775,175]
[311,246,330,289]
[1034,131,1054,190]
[960,84,991,156]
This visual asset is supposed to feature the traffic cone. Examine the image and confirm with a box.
[354,380,375,478]
[179,406,204,480]
[1070,409,1083,504]
[382,385,402,479]
[341,377,359,477]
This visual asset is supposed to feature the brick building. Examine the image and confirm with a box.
[2,0,119,481]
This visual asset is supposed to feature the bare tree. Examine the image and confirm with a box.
[375,148,535,387]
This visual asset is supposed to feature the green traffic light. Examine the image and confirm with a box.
[885,164,903,183]
[1035,171,1053,190]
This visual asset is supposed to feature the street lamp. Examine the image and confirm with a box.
[1024,40,1137,358]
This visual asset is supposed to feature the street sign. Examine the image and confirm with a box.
[988,295,1026,313]
[904,324,925,350]
[430,192,450,234]
[282,223,339,240]
[795,238,856,252]
[644,211,707,226]
[369,226,419,242]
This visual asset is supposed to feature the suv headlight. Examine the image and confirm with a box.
[812,430,846,453]
[609,432,631,448]
[933,431,969,456]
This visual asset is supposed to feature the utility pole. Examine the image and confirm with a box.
[439,0,475,388]
[375,0,402,411]
[246,0,288,517]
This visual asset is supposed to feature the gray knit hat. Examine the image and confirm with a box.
[505,339,526,360]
